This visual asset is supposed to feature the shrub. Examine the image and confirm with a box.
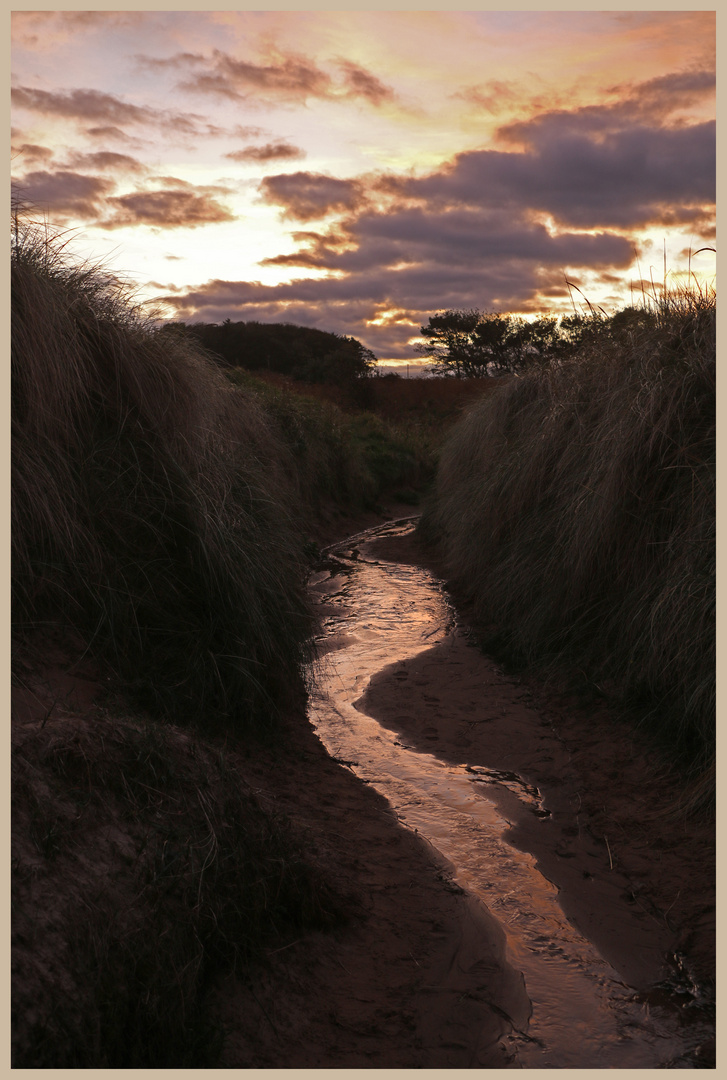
[226,369,435,510]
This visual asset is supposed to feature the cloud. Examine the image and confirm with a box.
[156,206,634,356]
[11,142,54,165]
[335,59,396,105]
[606,68,716,119]
[260,172,364,221]
[66,151,148,174]
[12,10,140,50]
[85,125,143,145]
[403,120,715,231]
[135,51,206,72]
[179,48,332,103]
[231,124,267,140]
[12,84,226,140]
[12,169,115,218]
[454,79,522,115]
[12,85,155,125]
[159,88,714,358]
[226,141,305,163]
[496,69,716,150]
[99,187,235,230]
[170,46,398,108]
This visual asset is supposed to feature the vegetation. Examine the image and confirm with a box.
[12,221,323,731]
[13,208,714,1067]
[10,218,432,1066]
[415,306,654,376]
[162,318,377,387]
[12,703,338,1067]
[225,368,436,511]
[421,284,715,803]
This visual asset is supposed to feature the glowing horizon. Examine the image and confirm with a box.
[12,10,715,365]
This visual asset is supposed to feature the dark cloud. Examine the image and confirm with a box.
[226,141,305,163]
[156,209,633,357]
[85,125,142,145]
[335,60,396,105]
[12,84,226,140]
[11,142,54,165]
[607,68,716,118]
[405,121,715,230]
[496,69,716,149]
[12,85,155,125]
[159,92,714,359]
[180,48,332,103]
[100,187,235,230]
[171,47,397,108]
[260,172,363,221]
[12,169,115,218]
[66,151,148,174]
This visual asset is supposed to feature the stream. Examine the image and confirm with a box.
[307,518,713,1069]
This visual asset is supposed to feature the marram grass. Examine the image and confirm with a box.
[12,219,313,731]
[421,288,715,804]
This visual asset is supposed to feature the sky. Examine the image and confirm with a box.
[11,9,716,367]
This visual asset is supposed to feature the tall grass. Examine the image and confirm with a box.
[12,219,313,730]
[422,286,715,795]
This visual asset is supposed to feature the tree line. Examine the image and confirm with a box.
[415,307,655,377]
[161,319,377,386]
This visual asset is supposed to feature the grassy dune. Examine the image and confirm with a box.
[10,222,362,1065]
[422,288,715,802]
[11,219,441,1066]
[12,223,318,731]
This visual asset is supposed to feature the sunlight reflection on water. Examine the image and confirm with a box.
[308,519,711,1068]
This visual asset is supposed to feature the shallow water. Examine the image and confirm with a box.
[308,518,712,1069]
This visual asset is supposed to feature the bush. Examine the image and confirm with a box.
[422,286,715,795]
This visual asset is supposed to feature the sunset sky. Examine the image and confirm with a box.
[11,9,716,367]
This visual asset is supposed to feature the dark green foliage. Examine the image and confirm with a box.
[164,318,377,386]
[226,369,434,510]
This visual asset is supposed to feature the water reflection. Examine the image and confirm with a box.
[308,519,711,1068]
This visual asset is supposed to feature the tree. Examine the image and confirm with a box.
[416,309,616,376]
[414,309,491,377]
[415,309,548,377]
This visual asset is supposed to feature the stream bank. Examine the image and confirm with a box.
[211,513,714,1068]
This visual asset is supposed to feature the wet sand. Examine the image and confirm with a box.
[13,505,713,1066]
[211,515,714,1067]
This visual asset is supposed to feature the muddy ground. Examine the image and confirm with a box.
[12,507,715,1067]
[211,515,714,1067]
